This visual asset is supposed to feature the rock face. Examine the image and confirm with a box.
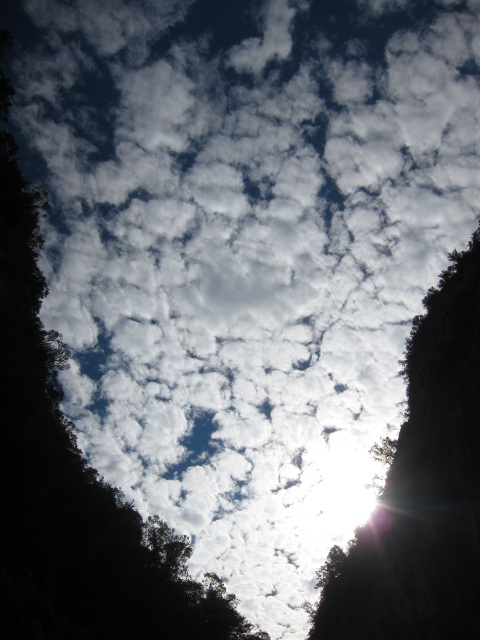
[308,228,480,640]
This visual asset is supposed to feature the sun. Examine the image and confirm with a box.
[321,476,378,535]
[320,440,380,536]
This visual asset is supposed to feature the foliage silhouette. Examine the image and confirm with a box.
[315,545,347,592]
[368,435,397,492]
[369,436,397,468]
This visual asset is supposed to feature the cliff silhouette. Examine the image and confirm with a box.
[308,227,480,639]
[0,31,269,640]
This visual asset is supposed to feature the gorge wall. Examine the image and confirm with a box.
[308,227,480,639]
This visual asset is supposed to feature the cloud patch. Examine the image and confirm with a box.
[8,1,480,639]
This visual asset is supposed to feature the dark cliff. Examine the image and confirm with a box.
[0,32,268,640]
[308,227,480,639]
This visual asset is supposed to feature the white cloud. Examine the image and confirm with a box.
[24,0,195,62]
[11,1,480,639]
[434,0,464,7]
[228,0,297,74]
[325,102,404,194]
[114,59,197,152]
[354,0,409,16]
[111,318,163,361]
[88,143,177,206]
[13,34,94,103]
[328,59,375,104]
[58,358,96,417]
[185,162,249,217]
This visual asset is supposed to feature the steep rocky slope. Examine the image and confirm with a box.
[308,227,480,639]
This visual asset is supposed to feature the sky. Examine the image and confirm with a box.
[2,0,480,638]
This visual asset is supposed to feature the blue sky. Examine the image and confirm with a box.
[3,0,480,638]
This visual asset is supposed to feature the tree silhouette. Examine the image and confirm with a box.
[315,545,347,592]
[143,514,192,580]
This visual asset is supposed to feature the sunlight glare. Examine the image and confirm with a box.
[320,436,380,536]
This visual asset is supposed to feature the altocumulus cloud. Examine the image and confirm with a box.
[5,0,480,638]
